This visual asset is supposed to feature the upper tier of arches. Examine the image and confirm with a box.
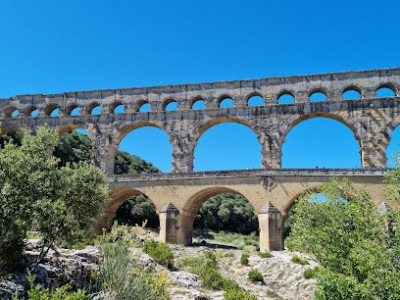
[1,68,399,119]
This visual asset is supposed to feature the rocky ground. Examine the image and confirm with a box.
[1,237,317,300]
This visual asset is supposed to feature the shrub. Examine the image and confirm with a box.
[96,232,169,299]
[248,269,263,283]
[223,288,257,300]
[258,252,273,258]
[143,239,174,269]
[303,267,318,279]
[0,228,26,275]
[291,255,309,265]
[240,253,249,266]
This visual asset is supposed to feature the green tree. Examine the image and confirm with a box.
[0,125,110,273]
[286,178,400,299]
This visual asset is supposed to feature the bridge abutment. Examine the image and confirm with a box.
[259,202,284,252]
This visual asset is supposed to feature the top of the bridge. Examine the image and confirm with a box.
[1,67,399,117]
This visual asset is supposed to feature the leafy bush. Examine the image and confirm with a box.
[0,227,26,274]
[240,253,249,266]
[303,267,318,279]
[13,270,88,300]
[143,239,174,269]
[290,255,309,265]
[223,288,257,300]
[258,252,273,258]
[95,231,169,300]
[248,269,263,283]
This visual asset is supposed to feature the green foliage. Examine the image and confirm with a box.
[143,239,174,269]
[290,255,309,265]
[286,178,400,299]
[114,150,159,175]
[303,267,318,279]
[13,270,88,299]
[194,193,258,235]
[258,252,273,258]
[240,253,249,266]
[0,227,26,273]
[0,130,24,148]
[115,194,159,228]
[54,131,92,167]
[248,269,263,283]
[95,231,169,300]
[0,126,110,272]
[223,288,257,300]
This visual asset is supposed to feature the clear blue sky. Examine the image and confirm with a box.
[1,0,400,172]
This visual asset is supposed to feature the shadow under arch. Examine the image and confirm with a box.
[182,186,256,215]
[283,112,362,147]
[58,124,94,138]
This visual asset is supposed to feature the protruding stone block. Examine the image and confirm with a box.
[259,202,283,252]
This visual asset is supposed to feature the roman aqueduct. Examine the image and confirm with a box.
[1,67,399,251]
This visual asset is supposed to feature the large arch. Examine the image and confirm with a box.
[282,114,362,168]
[94,188,159,233]
[193,119,262,171]
[111,122,172,173]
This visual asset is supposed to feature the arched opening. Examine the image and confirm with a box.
[25,106,38,117]
[247,95,264,106]
[342,89,361,100]
[165,101,178,111]
[114,105,125,113]
[192,99,206,109]
[139,102,151,112]
[54,128,92,167]
[282,117,361,168]
[185,188,258,248]
[91,106,101,115]
[278,93,295,104]
[194,122,262,171]
[376,87,395,97]
[387,125,400,167]
[5,107,18,118]
[114,125,172,173]
[219,97,234,108]
[51,108,59,117]
[105,189,159,235]
[66,104,79,116]
[310,92,327,102]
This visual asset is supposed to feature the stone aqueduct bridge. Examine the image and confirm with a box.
[1,67,400,251]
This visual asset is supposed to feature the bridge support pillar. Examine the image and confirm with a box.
[258,202,284,252]
[159,202,196,245]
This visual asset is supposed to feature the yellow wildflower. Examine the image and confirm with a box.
[99,257,103,262]
[129,241,133,244]
[103,282,107,286]
[91,273,95,279]
[97,271,100,275]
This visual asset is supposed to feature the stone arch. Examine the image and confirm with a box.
[375,82,398,96]
[246,91,264,105]
[277,90,296,100]
[342,84,363,96]
[217,94,234,107]
[86,102,101,115]
[191,96,206,109]
[23,105,38,117]
[94,188,160,233]
[58,124,95,138]
[44,104,60,116]
[4,106,19,118]
[65,103,80,116]
[162,98,178,111]
[282,112,361,147]
[109,101,124,113]
[0,126,24,136]
[136,100,151,112]
[309,88,328,101]
[182,186,257,217]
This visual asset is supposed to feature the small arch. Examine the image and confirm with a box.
[247,94,264,106]
[278,91,296,104]
[66,104,79,116]
[110,101,125,114]
[219,97,234,108]
[136,100,151,112]
[309,90,327,102]
[342,89,361,100]
[24,105,38,117]
[4,106,19,118]
[163,99,178,111]
[58,124,91,136]
[376,84,397,97]
[44,104,59,117]
[86,102,101,115]
[192,98,206,110]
